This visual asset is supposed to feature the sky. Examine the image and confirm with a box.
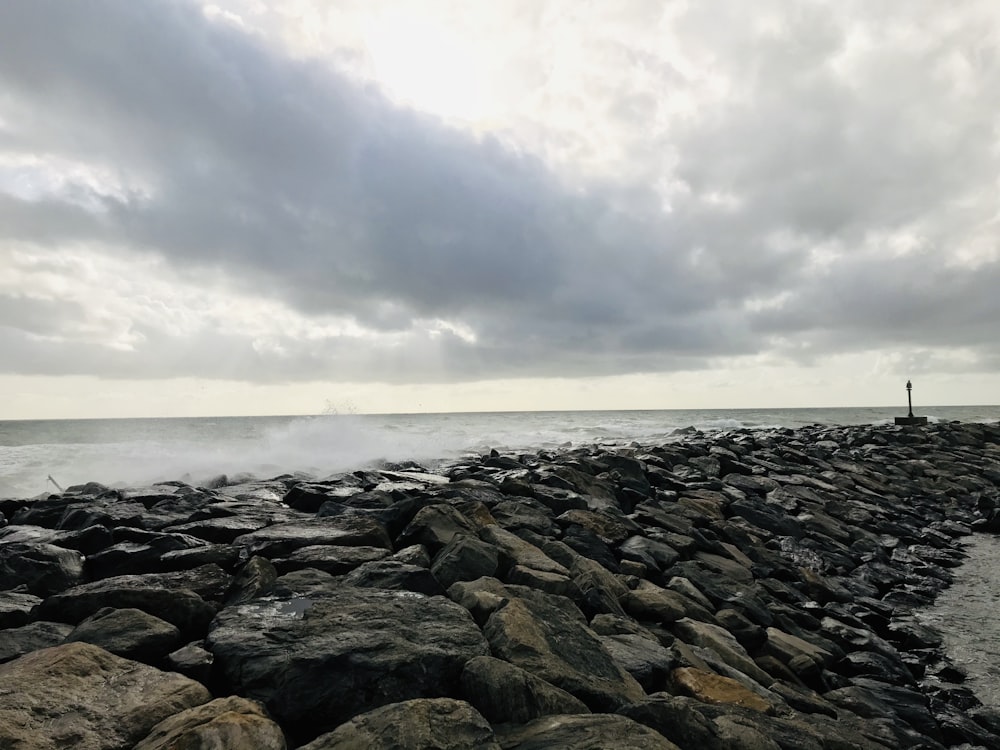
[1,0,999,419]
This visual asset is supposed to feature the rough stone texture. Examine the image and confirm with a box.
[0,541,85,595]
[0,642,211,750]
[35,576,216,635]
[301,698,499,750]
[0,620,73,663]
[133,696,287,750]
[671,667,775,714]
[483,595,646,711]
[495,713,681,749]
[206,587,489,743]
[64,606,182,661]
[459,655,590,724]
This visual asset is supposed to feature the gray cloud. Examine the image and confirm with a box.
[1,0,998,385]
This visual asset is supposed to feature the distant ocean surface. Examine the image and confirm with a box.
[2,405,998,499]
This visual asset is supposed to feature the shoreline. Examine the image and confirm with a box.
[1,420,999,748]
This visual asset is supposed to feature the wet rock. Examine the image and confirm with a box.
[0,590,41,628]
[65,607,182,661]
[617,693,723,750]
[165,641,215,684]
[234,516,392,557]
[0,541,85,595]
[0,620,73,663]
[671,666,775,714]
[133,695,287,750]
[302,698,498,750]
[0,642,210,750]
[459,655,590,724]
[495,713,681,749]
[35,575,216,636]
[484,595,645,711]
[206,587,489,743]
[430,532,500,588]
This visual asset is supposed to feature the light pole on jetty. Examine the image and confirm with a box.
[895,380,928,425]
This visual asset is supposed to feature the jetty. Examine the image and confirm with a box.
[1,420,999,748]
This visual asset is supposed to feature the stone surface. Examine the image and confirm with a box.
[64,606,182,661]
[0,541,85,595]
[133,696,287,750]
[495,713,681,749]
[0,642,211,750]
[206,587,489,743]
[459,655,590,724]
[301,698,499,750]
[483,595,646,711]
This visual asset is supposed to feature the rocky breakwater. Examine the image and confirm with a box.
[2,421,1000,749]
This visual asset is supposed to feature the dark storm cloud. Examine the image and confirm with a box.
[0,0,998,383]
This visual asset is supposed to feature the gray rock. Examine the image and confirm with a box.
[133,696,287,750]
[301,698,498,750]
[65,607,182,661]
[206,587,489,743]
[459,655,590,724]
[484,596,645,711]
[0,620,73,663]
[0,541,84,595]
[233,516,392,557]
[0,642,210,750]
[430,532,499,589]
[495,713,680,749]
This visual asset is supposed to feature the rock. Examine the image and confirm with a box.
[673,618,773,687]
[225,556,278,605]
[65,607,182,661]
[165,642,215,684]
[671,667,775,714]
[233,516,392,557]
[36,575,216,637]
[0,590,41,628]
[483,596,646,711]
[134,696,287,750]
[431,532,500,589]
[301,698,498,750]
[0,620,74,663]
[599,633,676,691]
[339,559,443,595]
[459,655,590,724]
[495,713,681,749]
[206,587,489,743]
[617,693,723,750]
[275,544,390,575]
[0,642,210,750]
[0,541,85,595]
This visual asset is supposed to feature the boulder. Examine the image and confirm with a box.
[459,655,590,724]
[233,517,392,557]
[495,713,681,749]
[671,667,775,714]
[301,698,498,750]
[0,620,74,663]
[206,587,489,743]
[64,607,182,661]
[483,596,646,711]
[0,541,85,595]
[0,642,210,750]
[133,696,287,750]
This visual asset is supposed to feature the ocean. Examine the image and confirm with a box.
[2,405,999,499]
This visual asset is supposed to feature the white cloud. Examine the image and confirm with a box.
[1,0,999,416]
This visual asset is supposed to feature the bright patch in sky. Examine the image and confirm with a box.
[362,11,492,124]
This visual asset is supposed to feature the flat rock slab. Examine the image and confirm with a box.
[233,516,392,557]
[0,642,211,750]
[206,587,489,742]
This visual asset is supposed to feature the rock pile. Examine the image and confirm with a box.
[2,420,1000,749]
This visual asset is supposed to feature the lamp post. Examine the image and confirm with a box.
[895,380,927,425]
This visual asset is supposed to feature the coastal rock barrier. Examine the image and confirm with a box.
[2,420,1000,749]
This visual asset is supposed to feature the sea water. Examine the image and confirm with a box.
[2,405,999,499]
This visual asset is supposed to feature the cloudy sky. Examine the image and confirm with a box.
[1,0,998,419]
